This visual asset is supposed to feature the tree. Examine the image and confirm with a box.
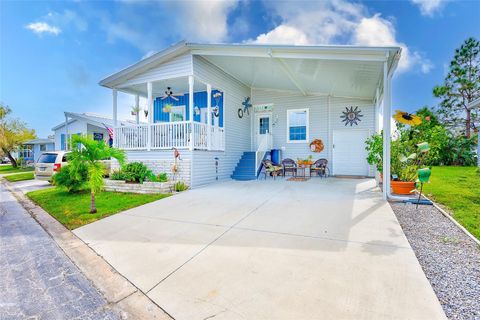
[434,37,480,138]
[68,135,125,213]
[0,104,36,167]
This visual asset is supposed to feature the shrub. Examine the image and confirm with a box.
[110,170,125,181]
[53,163,88,193]
[174,181,189,192]
[122,162,152,183]
[157,172,168,182]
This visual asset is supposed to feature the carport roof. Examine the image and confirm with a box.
[100,41,401,100]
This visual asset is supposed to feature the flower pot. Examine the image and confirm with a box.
[390,180,415,195]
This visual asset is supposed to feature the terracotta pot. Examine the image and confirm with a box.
[390,180,416,195]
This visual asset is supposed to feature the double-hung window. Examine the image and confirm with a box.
[287,108,309,143]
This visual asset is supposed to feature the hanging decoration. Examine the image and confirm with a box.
[309,139,325,153]
[194,106,201,116]
[238,97,252,118]
[162,103,173,113]
[393,110,422,126]
[340,106,363,126]
[213,92,222,118]
[143,109,148,118]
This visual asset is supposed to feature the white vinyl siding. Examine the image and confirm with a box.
[192,55,251,187]
[54,120,87,150]
[121,54,193,87]
[252,88,375,176]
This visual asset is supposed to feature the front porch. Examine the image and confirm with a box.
[114,121,224,151]
[111,74,226,151]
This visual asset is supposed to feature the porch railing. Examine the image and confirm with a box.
[254,133,272,177]
[114,122,225,151]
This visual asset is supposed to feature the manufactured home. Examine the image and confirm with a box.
[100,41,400,195]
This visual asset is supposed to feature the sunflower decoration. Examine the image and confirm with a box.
[393,110,422,126]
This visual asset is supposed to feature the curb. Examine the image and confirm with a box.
[1,179,173,320]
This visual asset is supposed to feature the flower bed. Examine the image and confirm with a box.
[104,179,174,194]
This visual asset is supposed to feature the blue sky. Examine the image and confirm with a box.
[1,0,479,137]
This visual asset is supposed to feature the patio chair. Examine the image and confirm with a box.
[310,158,329,178]
[262,159,283,180]
[282,158,297,177]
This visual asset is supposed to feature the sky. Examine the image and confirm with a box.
[1,0,479,137]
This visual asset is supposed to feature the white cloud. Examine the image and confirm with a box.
[26,10,87,37]
[255,25,309,45]
[249,1,433,74]
[25,22,61,35]
[104,0,239,54]
[410,0,447,16]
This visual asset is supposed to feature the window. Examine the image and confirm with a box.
[287,109,309,143]
[38,153,57,163]
[40,144,46,151]
[259,117,270,134]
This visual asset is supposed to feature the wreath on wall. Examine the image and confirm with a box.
[309,139,324,153]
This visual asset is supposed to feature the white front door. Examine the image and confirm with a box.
[255,113,272,149]
[333,129,370,176]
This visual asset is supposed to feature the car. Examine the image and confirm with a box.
[0,156,11,164]
[34,151,112,181]
[34,151,70,181]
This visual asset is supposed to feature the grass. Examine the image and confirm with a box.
[0,164,34,174]
[27,187,170,230]
[4,172,34,182]
[423,166,480,240]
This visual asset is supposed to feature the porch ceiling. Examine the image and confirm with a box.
[126,77,206,98]
[201,55,383,100]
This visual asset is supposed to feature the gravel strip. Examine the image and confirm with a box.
[390,201,480,320]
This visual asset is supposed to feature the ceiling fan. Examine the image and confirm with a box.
[161,87,182,101]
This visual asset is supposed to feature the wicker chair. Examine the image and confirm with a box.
[262,159,283,180]
[310,158,329,178]
[282,158,297,177]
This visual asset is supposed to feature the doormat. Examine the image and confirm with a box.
[287,177,309,181]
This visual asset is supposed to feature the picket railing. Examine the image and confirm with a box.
[114,121,225,151]
[254,133,272,177]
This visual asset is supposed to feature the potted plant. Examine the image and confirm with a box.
[390,141,430,195]
[163,104,173,113]
[365,132,383,181]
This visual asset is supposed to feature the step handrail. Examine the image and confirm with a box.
[254,134,272,177]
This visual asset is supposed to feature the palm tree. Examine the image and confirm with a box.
[69,135,125,213]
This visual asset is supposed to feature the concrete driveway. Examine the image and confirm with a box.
[74,178,446,320]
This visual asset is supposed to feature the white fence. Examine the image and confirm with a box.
[114,121,225,151]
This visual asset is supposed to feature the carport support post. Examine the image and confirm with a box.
[112,89,118,148]
[147,82,153,151]
[207,83,212,150]
[189,76,194,151]
[382,57,392,201]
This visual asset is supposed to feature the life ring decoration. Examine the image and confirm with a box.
[309,139,324,153]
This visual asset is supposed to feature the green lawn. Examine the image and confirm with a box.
[27,187,170,229]
[423,166,480,240]
[0,165,34,174]
[4,172,34,182]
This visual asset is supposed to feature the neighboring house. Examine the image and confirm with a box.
[19,138,55,162]
[100,41,400,196]
[467,97,480,167]
[52,112,134,151]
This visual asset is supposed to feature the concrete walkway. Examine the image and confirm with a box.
[0,183,119,319]
[74,178,446,320]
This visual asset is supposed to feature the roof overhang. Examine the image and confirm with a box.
[100,42,401,101]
